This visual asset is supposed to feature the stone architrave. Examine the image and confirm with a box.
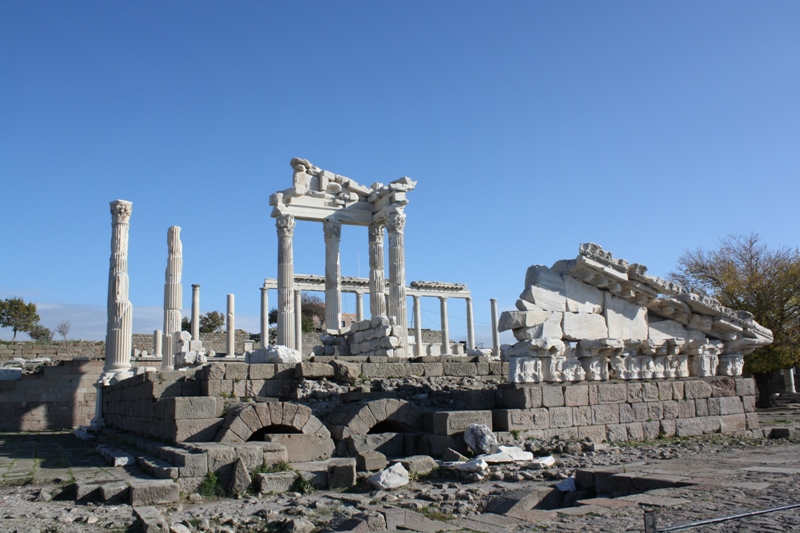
[604,292,648,339]
[387,212,408,353]
[226,294,235,357]
[162,226,182,370]
[323,219,342,330]
[276,214,296,348]
[368,223,386,317]
[562,312,608,341]
[191,284,200,341]
[563,275,604,314]
[105,200,134,376]
[520,265,567,312]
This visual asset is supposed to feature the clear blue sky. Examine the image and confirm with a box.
[1,1,798,347]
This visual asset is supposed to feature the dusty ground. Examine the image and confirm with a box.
[1,401,799,533]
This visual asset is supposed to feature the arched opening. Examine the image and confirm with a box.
[248,424,303,441]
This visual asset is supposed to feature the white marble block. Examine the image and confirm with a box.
[690,353,720,377]
[649,318,706,344]
[512,312,563,340]
[521,265,567,312]
[509,356,544,383]
[718,353,744,376]
[498,309,552,332]
[563,275,604,314]
[562,312,608,341]
[604,292,648,340]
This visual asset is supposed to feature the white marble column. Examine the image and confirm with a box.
[439,297,450,355]
[413,295,423,357]
[104,199,133,376]
[785,368,797,394]
[276,215,296,348]
[368,222,386,317]
[191,284,200,341]
[355,292,364,322]
[162,226,182,370]
[153,330,162,358]
[323,219,342,331]
[226,293,235,357]
[490,298,500,357]
[466,297,475,351]
[387,212,408,353]
[295,290,303,356]
[260,284,269,348]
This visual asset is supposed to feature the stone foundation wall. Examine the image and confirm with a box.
[0,359,103,431]
[132,331,251,355]
[0,342,104,363]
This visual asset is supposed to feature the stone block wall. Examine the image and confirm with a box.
[0,359,103,431]
[0,342,104,363]
[132,331,251,355]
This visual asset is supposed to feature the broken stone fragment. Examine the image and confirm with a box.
[464,424,498,455]
[367,463,409,490]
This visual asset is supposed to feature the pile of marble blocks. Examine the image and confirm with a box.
[502,243,773,384]
[173,331,208,366]
[347,316,406,358]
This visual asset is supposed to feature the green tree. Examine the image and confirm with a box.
[199,311,225,333]
[671,234,800,406]
[56,320,71,343]
[181,316,191,332]
[0,297,40,342]
[268,293,326,333]
[29,325,53,343]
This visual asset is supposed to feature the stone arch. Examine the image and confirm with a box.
[328,399,422,440]
[215,401,330,444]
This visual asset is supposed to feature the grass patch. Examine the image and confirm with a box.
[290,473,314,495]
[253,461,291,475]
[419,506,454,521]
[197,471,226,498]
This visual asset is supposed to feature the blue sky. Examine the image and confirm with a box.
[1,1,798,347]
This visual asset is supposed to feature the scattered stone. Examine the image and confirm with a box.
[464,423,498,455]
[368,463,410,490]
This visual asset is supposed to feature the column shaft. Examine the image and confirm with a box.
[295,290,303,356]
[323,219,342,331]
[387,213,408,354]
[368,223,386,317]
[413,295,423,357]
[490,298,500,357]
[355,292,364,322]
[226,294,235,357]
[260,286,269,348]
[785,368,797,394]
[162,226,182,370]
[276,215,296,348]
[153,330,162,357]
[191,284,200,341]
[466,297,475,351]
[104,200,133,376]
[440,297,450,355]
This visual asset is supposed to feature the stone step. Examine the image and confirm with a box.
[96,444,136,467]
[136,455,179,480]
[129,479,180,506]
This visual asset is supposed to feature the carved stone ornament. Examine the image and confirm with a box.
[110,200,132,223]
[387,212,406,234]
[323,219,342,241]
[276,214,296,236]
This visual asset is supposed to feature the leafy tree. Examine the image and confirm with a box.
[268,293,326,333]
[0,297,40,342]
[199,311,225,333]
[29,325,53,343]
[56,320,71,343]
[181,316,191,332]
[670,234,800,406]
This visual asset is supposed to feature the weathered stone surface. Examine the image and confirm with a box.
[464,423,498,455]
[604,293,648,340]
[564,275,604,314]
[264,433,334,462]
[356,451,387,471]
[684,380,713,399]
[503,385,543,408]
[327,458,357,488]
[257,472,296,494]
[432,411,492,436]
[394,455,437,476]
[562,313,608,341]
[512,313,563,340]
[498,310,552,332]
[128,480,179,506]
[367,463,409,490]
[228,457,251,494]
[246,345,301,364]
[521,265,567,312]
[649,319,706,344]
[493,408,549,431]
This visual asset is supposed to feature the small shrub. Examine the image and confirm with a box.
[198,471,225,498]
[420,506,454,521]
[290,473,314,495]
[253,461,291,475]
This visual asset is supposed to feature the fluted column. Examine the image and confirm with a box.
[368,222,386,317]
[295,290,303,356]
[323,219,342,331]
[260,284,269,348]
[413,295,423,356]
[276,214,296,348]
[355,292,364,322]
[153,330,162,358]
[490,298,500,357]
[162,226,182,370]
[104,199,133,376]
[226,294,235,357]
[440,297,450,355]
[466,297,475,351]
[387,212,408,354]
[191,284,200,341]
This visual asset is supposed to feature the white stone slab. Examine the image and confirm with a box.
[562,313,608,341]
[521,265,567,312]
[512,312,563,340]
[563,275,604,314]
[649,319,706,344]
[498,310,552,332]
[604,292,648,340]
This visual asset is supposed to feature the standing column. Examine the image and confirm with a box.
[387,212,408,354]
[465,297,475,351]
[295,290,303,356]
[368,222,386,317]
[323,219,342,331]
[785,368,797,394]
[104,199,134,376]
[226,294,235,357]
[260,284,269,348]
[490,298,500,357]
[161,227,183,370]
[153,330,162,358]
[413,295,423,357]
[276,214,296,348]
[439,297,450,355]
[355,292,364,322]
[191,284,200,341]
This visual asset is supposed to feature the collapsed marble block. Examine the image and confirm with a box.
[710,317,743,341]
[678,292,726,317]
[718,353,744,376]
[648,319,705,345]
[505,338,566,359]
[512,312,563,340]
[604,293,648,340]
[246,345,302,364]
[619,279,659,307]
[562,312,608,341]
[689,314,713,333]
[563,274,604,314]
[521,265,567,312]
[648,297,692,325]
[498,309,551,332]
[509,356,543,383]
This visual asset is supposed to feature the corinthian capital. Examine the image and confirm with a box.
[276,214,296,237]
[368,222,385,242]
[387,212,406,234]
[323,219,342,241]
[110,200,133,224]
